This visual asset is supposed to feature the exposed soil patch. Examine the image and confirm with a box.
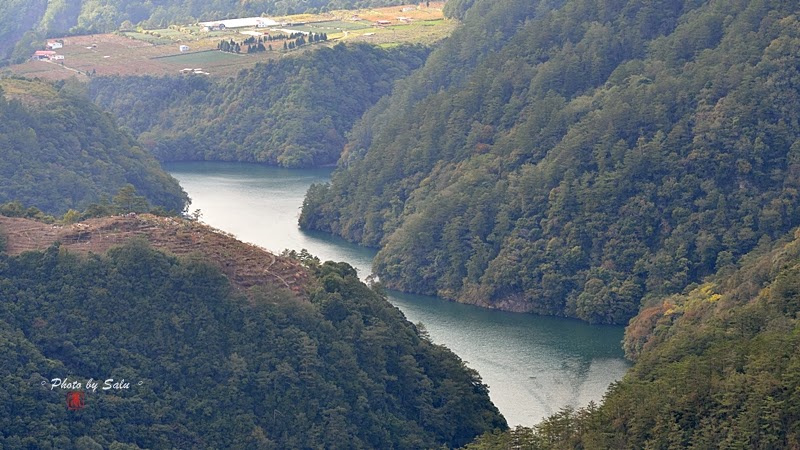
[0,214,310,299]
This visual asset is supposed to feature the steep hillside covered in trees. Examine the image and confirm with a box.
[0,78,187,215]
[0,0,47,63]
[301,0,800,324]
[463,227,800,449]
[0,217,506,449]
[0,0,407,62]
[90,43,430,167]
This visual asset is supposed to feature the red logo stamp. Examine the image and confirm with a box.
[66,391,85,411]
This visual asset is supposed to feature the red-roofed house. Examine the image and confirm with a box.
[32,50,59,61]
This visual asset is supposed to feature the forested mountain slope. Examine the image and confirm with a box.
[0,78,187,215]
[301,0,800,324]
[0,0,46,63]
[0,0,406,62]
[90,43,429,167]
[0,215,506,449]
[463,227,800,449]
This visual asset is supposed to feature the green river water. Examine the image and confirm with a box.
[165,161,630,426]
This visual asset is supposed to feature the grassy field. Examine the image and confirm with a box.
[155,50,245,66]
[120,31,174,45]
[287,20,372,33]
[4,3,453,81]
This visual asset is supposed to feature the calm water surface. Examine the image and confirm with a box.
[166,161,630,426]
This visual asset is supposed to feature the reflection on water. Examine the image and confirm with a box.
[389,291,629,422]
[166,161,630,426]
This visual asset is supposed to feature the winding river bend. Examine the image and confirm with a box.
[165,161,630,426]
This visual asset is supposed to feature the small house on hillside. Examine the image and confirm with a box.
[376,20,391,26]
[179,45,190,52]
[32,50,57,60]
[46,40,63,49]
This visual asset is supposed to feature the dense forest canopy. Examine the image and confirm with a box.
[90,43,430,168]
[0,0,408,62]
[463,227,800,449]
[0,78,188,216]
[0,234,506,449]
[301,0,800,324]
[0,0,47,63]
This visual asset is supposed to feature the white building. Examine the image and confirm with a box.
[179,45,190,52]
[199,16,279,29]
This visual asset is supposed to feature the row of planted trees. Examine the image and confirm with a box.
[217,32,328,53]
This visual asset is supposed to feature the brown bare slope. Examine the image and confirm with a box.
[0,214,309,297]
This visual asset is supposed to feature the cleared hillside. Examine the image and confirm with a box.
[0,214,309,297]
